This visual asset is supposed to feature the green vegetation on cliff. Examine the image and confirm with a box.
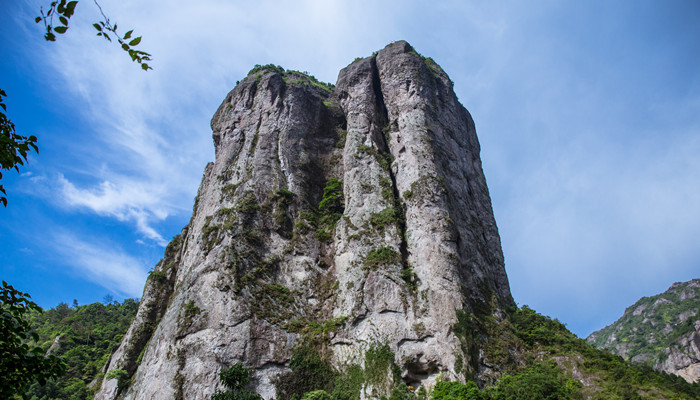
[246,64,335,92]
[212,363,262,400]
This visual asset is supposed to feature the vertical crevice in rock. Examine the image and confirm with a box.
[370,56,410,273]
[369,56,390,145]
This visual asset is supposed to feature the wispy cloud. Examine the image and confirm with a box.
[51,232,148,298]
[58,174,170,245]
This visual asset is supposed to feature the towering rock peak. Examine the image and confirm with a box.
[94,41,513,400]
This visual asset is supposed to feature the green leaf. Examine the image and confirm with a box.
[128,36,141,46]
[123,29,133,39]
[35,16,42,23]
[121,43,129,51]
[93,23,102,31]
[65,1,78,18]
[59,16,68,26]
[54,26,68,34]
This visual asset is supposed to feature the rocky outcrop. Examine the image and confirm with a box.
[655,322,700,383]
[587,279,700,383]
[94,41,513,400]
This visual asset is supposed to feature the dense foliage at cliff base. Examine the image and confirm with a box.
[19,298,138,400]
[9,299,699,399]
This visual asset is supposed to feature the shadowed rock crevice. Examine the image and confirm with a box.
[370,55,410,274]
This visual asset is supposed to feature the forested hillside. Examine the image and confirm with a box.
[587,279,700,382]
[460,305,700,399]
[21,299,138,400]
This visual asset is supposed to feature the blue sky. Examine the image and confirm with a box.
[1,0,698,338]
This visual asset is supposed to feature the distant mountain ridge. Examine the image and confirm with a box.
[587,279,700,383]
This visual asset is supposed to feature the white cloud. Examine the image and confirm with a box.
[58,173,170,245]
[51,232,149,298]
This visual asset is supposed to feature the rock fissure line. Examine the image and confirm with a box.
[370,55,410,274]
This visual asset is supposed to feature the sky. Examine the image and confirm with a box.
[1,0,698,338]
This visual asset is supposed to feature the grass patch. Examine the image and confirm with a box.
[271,188,295,237]
[305,178,344,242]
[400,267,417,291]
[364,246,400,269]
[335,130,347,149]
[148,270,167,283]
[369,207,399,230]
[357,144,392,172]
[221,183,240,201]
[364,343,400,391]
[237,191,259,216]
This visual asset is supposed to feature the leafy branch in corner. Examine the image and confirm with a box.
[0,281,66,397]
[36,0,152,70]
[0,89,38,207]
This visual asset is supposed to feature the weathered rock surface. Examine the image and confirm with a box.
[94,41,513,400]
[587,279,700,383]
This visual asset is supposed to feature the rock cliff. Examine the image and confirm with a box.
[587,279,700,383]
[94,41,513,400]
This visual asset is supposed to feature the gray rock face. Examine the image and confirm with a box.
[655,324,700,383]
[94,41,513,400]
